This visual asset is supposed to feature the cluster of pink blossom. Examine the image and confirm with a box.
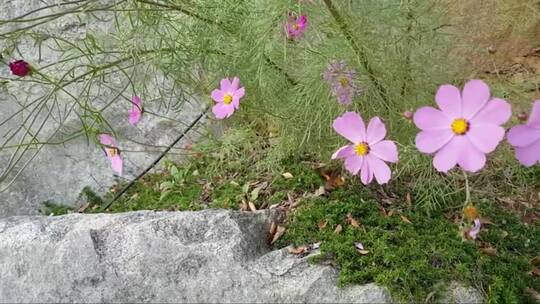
[5,7,538,210]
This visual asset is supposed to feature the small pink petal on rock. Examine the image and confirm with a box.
[128,95,143,126]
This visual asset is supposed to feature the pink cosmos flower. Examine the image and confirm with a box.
[9,60,32,77]
[98,134,123,176]
[468,218,481,240]
[332,112,398,185]
[211,77,245,119]
[129,95,143,126]
[285,13,307,40]
[414,80,511,173]
[507,100,540,166]
[323,60,362,105]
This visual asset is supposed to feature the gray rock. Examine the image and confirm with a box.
[443,282,484,304]
[0,0,206,217]
[0,209,392,303]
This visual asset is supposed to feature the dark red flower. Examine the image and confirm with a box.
[9,60,32,77]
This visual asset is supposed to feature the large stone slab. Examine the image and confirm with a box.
[0,209,391,303]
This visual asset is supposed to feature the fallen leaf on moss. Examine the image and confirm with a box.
[248,201,257,212]
[405,192,412,207]
[355,242,369,255]
[400,215,412,224]
[319,169,345,191]
[282,172,294,179]
[318,219,328,230]
[314,186,326,197]
[334,224,342,234]
[346,213,360,227]
[531,268,540,277]
[479,244,498,256]
[271,226,286,244]
[288,246,308,255]
[530,257,540,266]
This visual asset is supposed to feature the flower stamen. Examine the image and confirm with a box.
[339,77,349,87]
[107,147,119,157]
[355,142,370,156]
[223,94,233,105]
[451,118,469,135]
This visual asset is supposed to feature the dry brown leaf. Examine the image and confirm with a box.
[282,172,294,179]
[532,268,540,277]
[334,224,342,234]
[240,200,249,211]
[357,249,370,255]
[400,215,413,224]
[248,201,257,212]
[387,209,394,217]
[480,217,494,225]
[315,186,326,197]
[288,246,308,255]
[530,257,540,266]
[269,222,277,236]
[525,288,540,302]
[320,169,346,191]
[479,246,498,256]
[405,192,412,207]
[77,202,90,213]
[354,242,369,255]
[318,219,328,230]
[346,213,360,228]
[271,226,286,244]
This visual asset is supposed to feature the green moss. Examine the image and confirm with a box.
[279,188,540,302]
[39,201,73,216]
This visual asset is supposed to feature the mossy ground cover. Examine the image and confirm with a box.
[41,128,540,303]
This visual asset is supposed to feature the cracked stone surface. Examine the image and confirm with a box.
[0,0,206,217]
[0,209,392,303]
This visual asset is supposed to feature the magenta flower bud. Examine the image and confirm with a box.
[403,110,414,120]
[9,60,32,77]
[517,111,528,122]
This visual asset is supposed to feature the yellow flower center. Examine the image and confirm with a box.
[107,147,118,157]
[451,118,469,135]
[354,142,370,156]
[293,23,300,30]
[463,204,478,221]
[223,94,233,105]
[339,77,349,87]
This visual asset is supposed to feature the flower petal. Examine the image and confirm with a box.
[507,125,540,147]
[466,124,505,153]
[332,112,366,143]
[129,110,142,126]
[211,89,225,102]
[366,155,391,185]
[220,78,232,92]
[433,136,465,172]
[212,103,235,119]
[435,84,462,118]
[110,155,123,176]
[462,79,490,119]
[332,145,355,160]
[413,107,452,131]
[370,140,398,163]
[527,100,540,128]
[468,218,481,239]
[359,158,373,185]
[471,98,511,125]
[458,138,487,173]
[514,140,540,167]
[230,77,240,91]
[415,130,454,154]
[366,117,386,144]
[234,87,245,100]
[344,155,363,175]
[98,134,116,147]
